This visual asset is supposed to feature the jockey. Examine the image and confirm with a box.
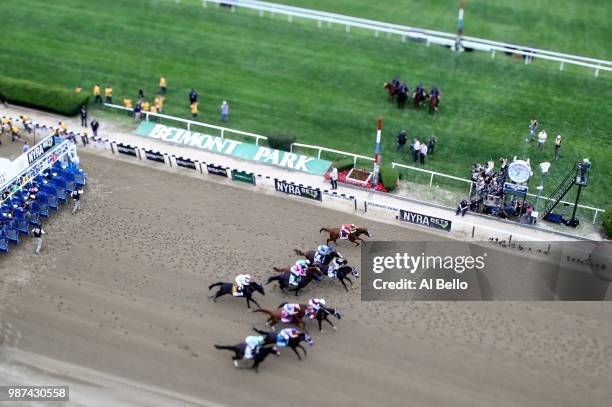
[281,303,301,321]
[398,81,408,95]
[234,274,252,293]
[416,82,425,98]
[314,245,332,264]
[277,327,299,347]
[341,223,357,239]
[244,335,265,359]
[430,86,440,98]
[291,259,309,277]
[306,298,326,319]
[391,75,400,88]
[328,256,347,278]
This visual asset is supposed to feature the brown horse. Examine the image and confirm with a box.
[319,227,372,246]
[293,248,341,266]
[413,89,429,110]
[253,307,307,331]
[383,82,398,101]
[428,94,439,115]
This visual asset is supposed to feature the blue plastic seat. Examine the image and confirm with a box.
[6,228,19,243]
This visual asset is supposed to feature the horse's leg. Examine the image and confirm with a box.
[213,290,225,302]
[345,276,354,286]
[291,346,303,360]
[318,316,323,332]
[249,297,261,310]
[297,344,307,357]
[324,315,337,330]
[339,276,349,292]
[245,297,251,309]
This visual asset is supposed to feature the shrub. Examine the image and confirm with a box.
[266,133,296,152]
[0,76,89,116]
[603,207,612,239]
[379,165,399,192]
[334,159,354,172]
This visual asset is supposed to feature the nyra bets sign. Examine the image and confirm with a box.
[134,122,331,175]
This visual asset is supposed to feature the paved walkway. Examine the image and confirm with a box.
[1,104,599,242]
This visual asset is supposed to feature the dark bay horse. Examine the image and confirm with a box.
[320,227,372,246]
[278,302,342,332]
[267,266,322,296]
[293,248,341,266]
[208,281,265,309]
[413,89,429,110]
[429,94,439,115]
[253,327,313,360]
[214,343,280,372]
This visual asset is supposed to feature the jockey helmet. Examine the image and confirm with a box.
[326,245,334,252]
[244,274,251,284]
[290,328,298,336]
[317,245,328,254]
[297,259,310,268]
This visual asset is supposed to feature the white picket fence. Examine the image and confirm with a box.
[104,104,605,223]
[204,0,612,77]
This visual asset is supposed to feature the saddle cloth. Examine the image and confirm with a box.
[232,284,243,297]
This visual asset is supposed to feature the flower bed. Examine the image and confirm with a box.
[325,169,388,192]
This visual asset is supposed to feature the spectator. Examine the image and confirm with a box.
[134,102,142,122]
[58,121,68,135]
[220,101,229,122]
[93,84,102,104]
[71,188,82,214]
[80,105,88,127]
[428,135,437,155]
[31,225,45,254]
[104,85,113,104]
[10,124,20,141]
[537,129,547,151]
[142,100,150,112]
[159,76,167,94]
[528,117,538,142]
[554,135,562,160]
[396,130,407,152]
[138,88,145,101]
[19,115,32,133]
[456,199,469,216]
[123,97,133,115]
[154,95,164,114]
[74,85,82,93]
[90,119,99,138]
[419,142,428,165]
[66,131,77,144]
[189,88,198,104]
[330,164,338,190]
[81,131,89,146]
[191,102,198,118]
[411,138,420,163]
[22,142,30,153]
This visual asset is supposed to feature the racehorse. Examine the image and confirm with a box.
[253,307,307,332]
[319,227,372,246]
[397,90,408,110]
[208,281,265,309]
[383,82,398,101]
[413,89,429,110]
[278,303,342,332]
[253,327,313,360]
[267,266,322,296]
[293,248,341,266]
[214,343,280,372]
[324,258,360,292]
[428,94,439,115]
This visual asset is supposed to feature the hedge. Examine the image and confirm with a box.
[0,76,89,116]
[334,158,354,172]
[266,133,296,152]
[380,165,400,192]
[603,207,612,238]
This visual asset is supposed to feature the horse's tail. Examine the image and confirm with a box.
[320,227,330,233]
[272,267,286,272]
[208,282,223,290]
[266,275,280,285]
[214,344,234,351]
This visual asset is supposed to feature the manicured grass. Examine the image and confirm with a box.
[280,0,612,60]
[0,0,610,211]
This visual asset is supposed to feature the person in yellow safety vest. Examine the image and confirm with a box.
[159,76,167,94]
[10,124,20,141]
[104,86,113,104]
[154,95,164,114]
[19,115,32,133]
[93,84,102,104]
[190,102,198,118]
[59,121,68,132]
[150,104,158,114]
[123,97,133,116]
[75,85,82,93]
[142,100,150,112]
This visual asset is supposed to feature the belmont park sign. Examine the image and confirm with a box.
[134,122,331,175]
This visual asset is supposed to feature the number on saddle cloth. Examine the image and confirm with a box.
[232,284,243,297]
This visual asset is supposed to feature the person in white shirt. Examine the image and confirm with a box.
[412,139,421,163]
[537,129,548,151]
[330,164,338,190]
[419,143,428,165]
[31,226,45,254]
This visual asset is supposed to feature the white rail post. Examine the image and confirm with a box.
[231,5,236,13]
[318,149,322,159]
[327,21,331,28]
[595,64,600,77]
[290,143,294,153]
[353,156,357,166]
[402,35,406,43]
[187,121,191,131]
[317,20,321,28]
[491,49,495,59]
[426,38,431,47]
[375,30,378,37]
[259,10,263,17]
[145,113,149,122]
[593,210,599,224]
[288,15,292,23]
[560,62,564,71]
[202,0,206,7]
[346,25,350,33]
[220,128,225,141]
[429,173,434,187]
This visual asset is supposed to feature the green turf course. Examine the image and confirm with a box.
[280,0,612,60]
[0,0,610,212]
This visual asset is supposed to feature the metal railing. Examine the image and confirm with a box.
[204,0,612,76]
[103,104,605,223]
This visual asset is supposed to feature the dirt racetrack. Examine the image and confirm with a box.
[1,152,611,407]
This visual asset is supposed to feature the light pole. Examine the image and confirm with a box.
[533,161,551,223]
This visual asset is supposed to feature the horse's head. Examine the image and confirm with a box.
[307,266,323,278]
[351,267,360,278]
[250,282,265,296]
[332,309,342,320]
[303,334,314,346]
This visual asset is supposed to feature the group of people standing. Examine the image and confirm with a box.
[396,130,437,165]
[527,117,563,160]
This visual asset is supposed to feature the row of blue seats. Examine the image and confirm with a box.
[0,161,87,254]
